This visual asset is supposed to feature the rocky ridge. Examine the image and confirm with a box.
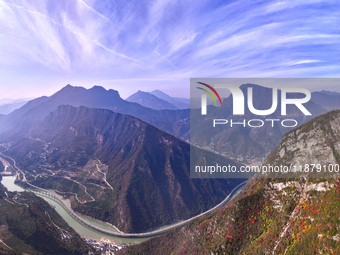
[120,110,340,254]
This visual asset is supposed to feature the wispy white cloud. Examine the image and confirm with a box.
[153,50,176,69]
[286,59,323,66]
[0,0,142,71]
[78,0,111,22]
[1,0,340,98]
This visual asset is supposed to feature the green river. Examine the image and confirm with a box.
[1,175,245,244]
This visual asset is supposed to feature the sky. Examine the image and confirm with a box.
[0,0,340,99]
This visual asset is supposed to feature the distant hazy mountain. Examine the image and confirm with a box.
[5,105,244,233]
[126,90,178,110]
[311,91,340,110]
[318,90,340,96]
[2,84,337,165]
[2,84,332,164]
[0,85,190,141]
[0,100,29,114]
[150,90,190,109]
[0,98,23,105]
[191,84,327,163]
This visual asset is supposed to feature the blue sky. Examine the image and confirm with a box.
[0,0,340,99]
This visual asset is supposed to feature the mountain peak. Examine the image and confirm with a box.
[126,91,178,110]
[319,90,340,96]
[88,85,121,98]
[151,89,171,99]
[61,84,83,91]
[89,85,107,92]
[150,90,190,109]
[151,89,167,95]
[52,84,86,98]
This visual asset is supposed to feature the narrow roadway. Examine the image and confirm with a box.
[0,153,247,238]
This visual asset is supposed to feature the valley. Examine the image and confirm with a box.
[0,104,245,234]
[0,151,246,244]
[1,84,339,254]
[120,110,340,254]
[2,1,338,253]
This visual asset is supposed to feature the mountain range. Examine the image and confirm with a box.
[0,99,29,115]
[311,91,340,111]
[2,84,338,164]
[120,110,340,255]
[1,84,340,235]
[4,105,244,233]
[126,90,179,110]
[190,84,327,163]
[0,85,190,142]
[150,90,190,109]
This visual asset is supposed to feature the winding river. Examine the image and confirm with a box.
[1,176,24,192]
[1,174,246,244]
[1,176,149,244]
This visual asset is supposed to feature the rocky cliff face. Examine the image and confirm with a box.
[121,110,340,254]
[265,110,340,178]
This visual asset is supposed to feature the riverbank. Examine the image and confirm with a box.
[0,155,247,244]
[1,175,246,244]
